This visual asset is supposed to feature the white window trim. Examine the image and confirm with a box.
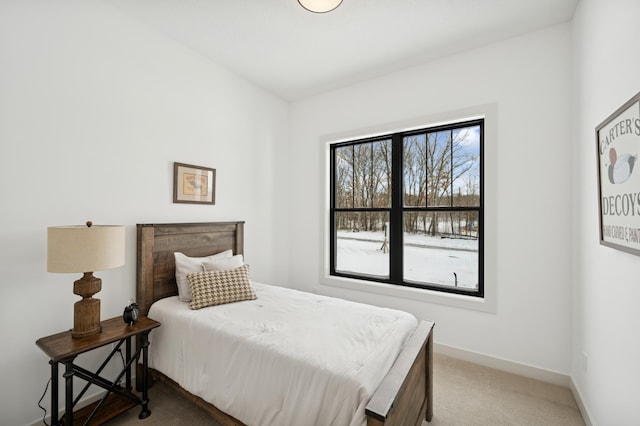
[319,103,497,314]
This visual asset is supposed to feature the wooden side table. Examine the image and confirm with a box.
[36,316,160,425]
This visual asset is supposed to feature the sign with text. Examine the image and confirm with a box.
[597,92,640,255]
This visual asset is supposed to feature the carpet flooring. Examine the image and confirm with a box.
[106,353,585,426]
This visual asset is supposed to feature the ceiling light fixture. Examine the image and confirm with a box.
[298,0,343,13]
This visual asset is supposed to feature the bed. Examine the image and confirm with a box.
[136,221,434,426]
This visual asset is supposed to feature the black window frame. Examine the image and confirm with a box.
[329,118,484,297]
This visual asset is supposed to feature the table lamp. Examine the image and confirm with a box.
[47,221,125,338]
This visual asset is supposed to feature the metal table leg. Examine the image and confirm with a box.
[63,359,75,426]
[50,361,59,426]
[139,331,151,419]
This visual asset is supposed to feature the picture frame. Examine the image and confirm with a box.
[596,91,640,255]
[173,162,216,205]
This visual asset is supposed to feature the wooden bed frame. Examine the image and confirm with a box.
[136,221,434,425]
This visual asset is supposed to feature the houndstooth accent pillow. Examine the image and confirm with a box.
[187,264,256,310]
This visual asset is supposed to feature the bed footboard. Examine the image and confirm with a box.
[365,320,434,425]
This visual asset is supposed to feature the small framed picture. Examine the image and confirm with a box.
[173,162,216,205]
[596,91,640,255]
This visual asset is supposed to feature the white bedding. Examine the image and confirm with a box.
[147,282,417,426]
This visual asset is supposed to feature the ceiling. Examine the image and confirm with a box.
[103,0,579,101]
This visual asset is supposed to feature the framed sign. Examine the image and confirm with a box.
[596,92,640,255]
[173,162,216,205]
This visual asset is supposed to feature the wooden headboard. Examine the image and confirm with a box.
[136,222,244,315]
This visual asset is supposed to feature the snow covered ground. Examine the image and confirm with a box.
[336,230,478,289]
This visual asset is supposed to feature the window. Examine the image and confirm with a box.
[329,119,483,297]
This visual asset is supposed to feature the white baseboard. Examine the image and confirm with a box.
[28,389,106,426]
[435,343,595,425]
[434,342,570,386]
[30,349,595,426]
[27,371,137,426]
[569,377,594,426]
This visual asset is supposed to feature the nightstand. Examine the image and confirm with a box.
[36,316,160,425]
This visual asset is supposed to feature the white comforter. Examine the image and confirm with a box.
[147,282,417,426]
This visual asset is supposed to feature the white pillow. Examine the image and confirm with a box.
[202,254,244,272]
[174,250,233,302]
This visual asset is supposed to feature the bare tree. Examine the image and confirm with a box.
[335,126,478,237]
[335,140,392,232]
[424,128,479,236]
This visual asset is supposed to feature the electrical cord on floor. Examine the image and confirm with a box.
[37,377,51,426]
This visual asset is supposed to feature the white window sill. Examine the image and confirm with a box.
[319,274,496,314]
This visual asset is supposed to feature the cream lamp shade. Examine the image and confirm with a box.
[298,0,343,13]
[47,222,125,338]
[48,225,125,273]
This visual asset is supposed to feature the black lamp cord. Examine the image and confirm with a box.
[37,348,127,425]
[37,377,51,426]
[116,346,126,383]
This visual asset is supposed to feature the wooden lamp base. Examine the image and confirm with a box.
[72,272,102,338]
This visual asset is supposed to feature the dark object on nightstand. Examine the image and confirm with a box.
[36,316,160,426]
[123,301,140,325]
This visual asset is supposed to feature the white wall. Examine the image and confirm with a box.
[0,2,289,425]
[9,1,633,424]
[289,25,574,374]
[572,1,640,424]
